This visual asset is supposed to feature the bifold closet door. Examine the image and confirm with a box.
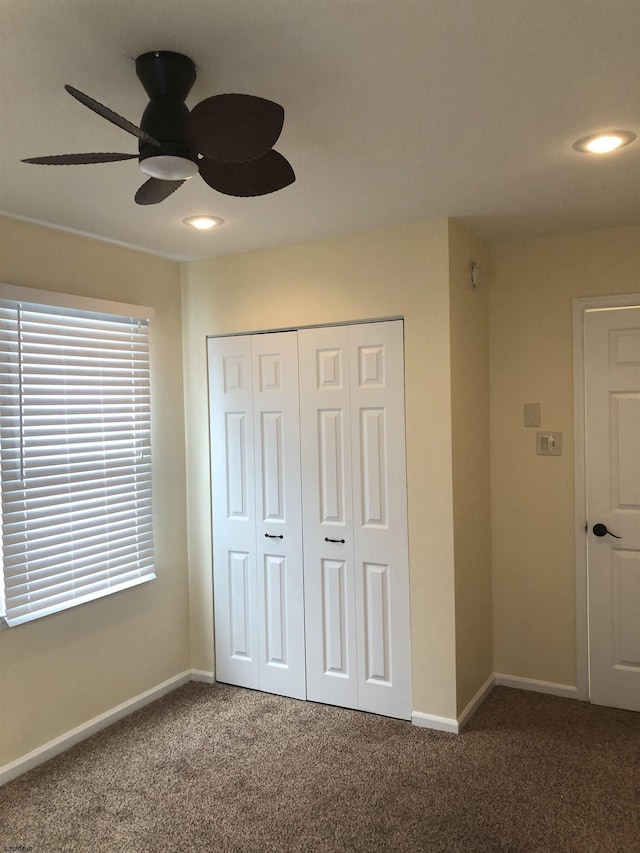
[252,332,305,699]
[209,335,258,689]
[299,320,412,719]
[348,321,411,719]
[298,325,359,710]
[208,332,306,700]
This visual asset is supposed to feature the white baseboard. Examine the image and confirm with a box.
[190,669,215,684]
[457,673,496,731]
[412,673,496,734]
[494,673,578,699]
[0,669,201,786]
[411,710,459,733]
[2,669,581,785]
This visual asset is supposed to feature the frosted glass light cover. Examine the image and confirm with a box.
[139,155,198,180]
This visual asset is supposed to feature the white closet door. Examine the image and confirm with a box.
[210,321,411,718]
[208,335,259,689]
[251,332,306,699]
[299,326,359,710]
[349,320,411,719]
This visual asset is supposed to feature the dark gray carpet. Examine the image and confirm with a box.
[1,684,638,852]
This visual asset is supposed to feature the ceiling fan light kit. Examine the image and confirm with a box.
[21,50,295,205]
[139,154,199,181]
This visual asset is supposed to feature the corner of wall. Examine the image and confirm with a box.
[179,260,216,676]
[489,225,640,688]
[447,220,493,715]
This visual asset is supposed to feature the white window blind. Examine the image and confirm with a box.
[0,290,155,627]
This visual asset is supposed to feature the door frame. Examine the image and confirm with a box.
[573,293,640,703]
[206,315,404,340]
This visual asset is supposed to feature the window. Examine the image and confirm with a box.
[0,284,155,627]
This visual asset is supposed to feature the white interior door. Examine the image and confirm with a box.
[251,332,306,699]
[349,321,412,719]
[299,321,412,719]
[299,325,359,710]
[585,305,640,712]
[208,335,259,689]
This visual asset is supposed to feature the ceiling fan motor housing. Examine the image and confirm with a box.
[136,51,199,176]
[136,50,196,101]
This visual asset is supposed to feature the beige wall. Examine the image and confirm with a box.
[490,226,640,686]
[0,217,190,765]
[448,221,492,714]
[181,219,461,719]
[7,214,632,762]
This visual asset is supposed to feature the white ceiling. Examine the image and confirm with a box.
[1,0,639,261]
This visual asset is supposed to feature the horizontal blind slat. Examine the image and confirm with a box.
[4,548,156,593]
[4,573,156,626]
[5,527,155,561]
[5,548,156,593]
[1,297,155,625]
[3,505,153,546]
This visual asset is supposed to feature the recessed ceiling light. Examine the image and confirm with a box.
[572,130,636,154]
[182,215,225,230]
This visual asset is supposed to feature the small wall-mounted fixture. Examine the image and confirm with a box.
[572,130,636,154]
[469,262,482,289]
[182,215,224,230]
[537,431,562,456]
[524,402,541,428]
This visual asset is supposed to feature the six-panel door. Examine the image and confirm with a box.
[299,321,412,719]
[585,306,640,712]
[208,335,259,689]
[348,321,411,719]
[252,333,305,699]
[298,325,359,710]
[209,321,412,718]
[208,332,306,699]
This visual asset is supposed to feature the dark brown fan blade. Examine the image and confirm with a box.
[22,153,137,165]
[186,94,284,164]
[135,178,185,205]
[65,85,160,148]
[199,150,295,197]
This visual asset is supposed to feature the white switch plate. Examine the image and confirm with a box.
[536,431,562,456]
[524,402,541,428]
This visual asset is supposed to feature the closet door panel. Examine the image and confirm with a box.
[208,336,259,689]
[299,326,358,710]
[252,332,306,699]
[349,321,412,719]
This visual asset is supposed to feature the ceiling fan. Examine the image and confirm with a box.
[21,50,295,205]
